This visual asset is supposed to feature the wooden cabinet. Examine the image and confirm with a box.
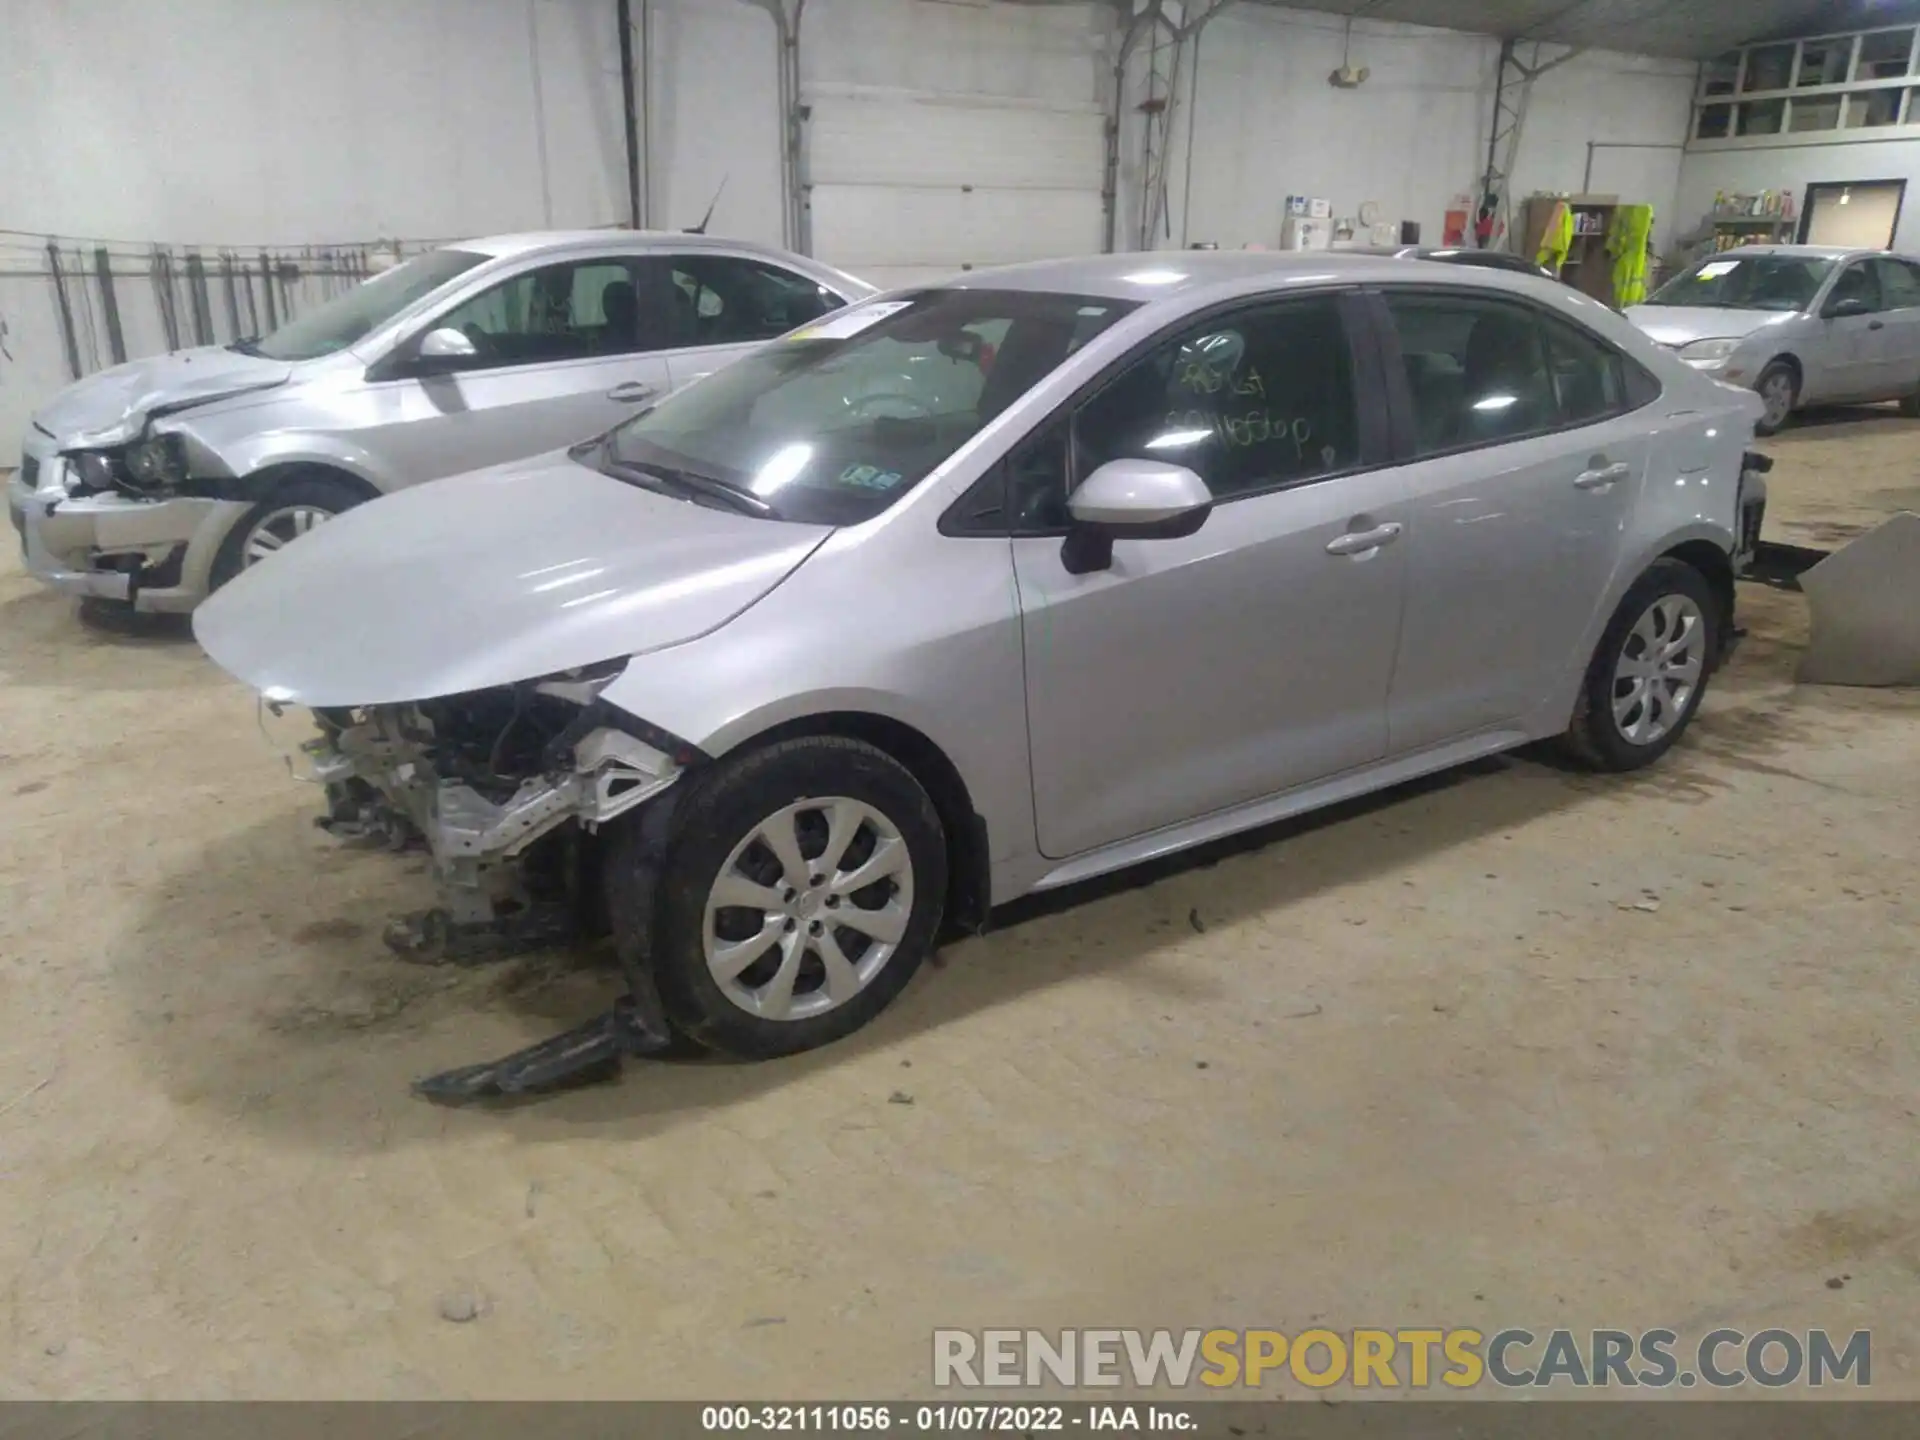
[1520,194,1623,305]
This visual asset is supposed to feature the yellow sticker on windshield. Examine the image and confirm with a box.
[790,299,913,342]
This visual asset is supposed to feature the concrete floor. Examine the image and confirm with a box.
[2,409,1917,1400]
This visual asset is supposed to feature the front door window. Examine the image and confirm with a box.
[435,259,654,367]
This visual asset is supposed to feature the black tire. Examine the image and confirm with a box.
[1752,360,1798,437]
[612,736,948,1059]
[1558,558,1720,773]
[210,472,371,589]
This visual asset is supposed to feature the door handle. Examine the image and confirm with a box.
[607,380,659,403]
[1324,522,1403,556]
[1574,461,1632,490]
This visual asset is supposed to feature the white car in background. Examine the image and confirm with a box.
[1627,244,1920,435]
[9,232,872,612]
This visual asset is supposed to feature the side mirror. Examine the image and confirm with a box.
[409,326,480,374]
[1061,459,1213,575]
[1825,296,1871,320]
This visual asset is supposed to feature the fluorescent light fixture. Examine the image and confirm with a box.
[1123,269,1186,286]
[751,442,813,495]
[1472,393,1518,411]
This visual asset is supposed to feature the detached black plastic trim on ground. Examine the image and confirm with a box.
[413,995,676,1104]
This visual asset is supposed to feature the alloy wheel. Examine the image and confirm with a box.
[1760,373,1794,430]
[702,797,915,1022]
[1611,594,1707,746]
[243,504,334,567]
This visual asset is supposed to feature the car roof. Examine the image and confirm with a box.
[1714,243,1878,262]
[939,249,1554,304]
[453,230,806,261]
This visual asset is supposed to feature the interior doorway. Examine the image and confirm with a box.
[1799,180,1905,249]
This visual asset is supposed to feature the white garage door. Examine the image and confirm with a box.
[805,83,1106,290]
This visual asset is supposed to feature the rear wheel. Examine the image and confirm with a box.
[617,737,948,1058]
[1559,558,1719,772]
[211,473,370,588]
[1753,361,1798,436]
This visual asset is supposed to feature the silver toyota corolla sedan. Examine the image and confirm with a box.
[1627,243,1920,435]
[9,231,871,611]
[192,252,1770,1092]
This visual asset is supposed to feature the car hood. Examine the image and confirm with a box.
[32,346,293,447]
[1624,306,1796,348]
[192,452,833,708]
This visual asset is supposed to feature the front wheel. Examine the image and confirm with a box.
[616,737,948,1058]
[1753,361,1798,437]
[1558,558,1719,772]
[210,474,369,588]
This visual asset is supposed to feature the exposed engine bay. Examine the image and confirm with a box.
[294,665,687,962]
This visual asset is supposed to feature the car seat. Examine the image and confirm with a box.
[600,279,639,350]
[1458,310,1550,442]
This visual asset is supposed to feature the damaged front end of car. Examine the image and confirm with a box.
[280,665,707,1100]
[293,663,694,962]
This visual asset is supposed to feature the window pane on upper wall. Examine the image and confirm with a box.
[1796,37,1853,87]
[1858,29,1914,80]
[1790,95,1843,130]
[1738,99,1786,134]
[1743,43,1795,91]
[1701,52,1740,96]
[1843,89,1903,127]
[1696,104,1733,139]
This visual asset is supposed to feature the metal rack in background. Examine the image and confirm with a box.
[8,235,420,383]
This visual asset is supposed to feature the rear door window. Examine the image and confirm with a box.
[1381,291,1652,450]
[1826,262,1884,314]
[666,256,847,348]
[1384,293,1557,453]
[1540,316,1628,425]
[1869,258,1920,310]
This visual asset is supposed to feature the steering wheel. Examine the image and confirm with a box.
[848,391,935,420]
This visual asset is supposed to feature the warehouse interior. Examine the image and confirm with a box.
[4,0,1920,1404]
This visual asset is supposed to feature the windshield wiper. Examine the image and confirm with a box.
[227,336,264,356]
[604,456,775,517]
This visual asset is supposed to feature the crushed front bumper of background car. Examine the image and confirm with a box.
[9,454,225,612]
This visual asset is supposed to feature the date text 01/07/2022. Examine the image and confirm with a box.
[700,1403,1199,1431]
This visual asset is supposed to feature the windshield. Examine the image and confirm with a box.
[1645,255,1834,312]
[595,288,1138,525]
[247,248,488,360]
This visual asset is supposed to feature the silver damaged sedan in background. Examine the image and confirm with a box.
[192,252,1771,1098]
[1627,244,1920,435]
[10,231,869,611]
